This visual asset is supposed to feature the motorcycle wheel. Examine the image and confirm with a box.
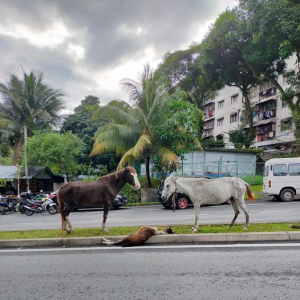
[25,209,34,216]
[47,206,57,215]
[0,209,6,215]
[20,206,26,214]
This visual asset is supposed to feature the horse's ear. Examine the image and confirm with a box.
[124,166,129,172]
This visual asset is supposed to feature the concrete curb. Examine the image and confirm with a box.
[1,231,300,248]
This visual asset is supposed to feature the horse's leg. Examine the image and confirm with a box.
[65,215,74,234]
[62,206,73,233]
[236,199,250,229]
[228,198,240,229]
[192,202,200,233]
[102,203,109,233]
[152,227,166,235]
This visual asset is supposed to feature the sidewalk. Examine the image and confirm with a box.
[1,231,300,248]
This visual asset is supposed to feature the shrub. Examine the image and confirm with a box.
[120,176,161,203]
[241,175,263,186]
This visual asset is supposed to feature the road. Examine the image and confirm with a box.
[1,243,300,300]
[1,199,300,231]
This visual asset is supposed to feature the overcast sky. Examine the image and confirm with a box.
[0,0,237,113]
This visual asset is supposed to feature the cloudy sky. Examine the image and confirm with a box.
[0,0,237,113]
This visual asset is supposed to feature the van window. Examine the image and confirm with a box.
[273,164,288,176]
[264,166,269,177]
[289,163,300,176]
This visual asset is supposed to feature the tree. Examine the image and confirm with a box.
[25,131,84,182]
[91,65,202,187]
[157,45,222,138]
[238,0,300,152]
[0,70,64,163]
[61,95,118,172]
[199,8,259,147]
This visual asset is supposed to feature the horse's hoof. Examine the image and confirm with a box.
[67,230,74,234]
[192,228,198,233]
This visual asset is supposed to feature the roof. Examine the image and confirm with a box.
[0,165,18,179]
[265,157,300,165]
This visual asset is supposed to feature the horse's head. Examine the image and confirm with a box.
[161,176,176,200]
[125,166,141,190]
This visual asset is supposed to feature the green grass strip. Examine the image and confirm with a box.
[0,222,299,240]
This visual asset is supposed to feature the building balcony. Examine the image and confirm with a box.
[203,129,214,138]
[259,87,277,101]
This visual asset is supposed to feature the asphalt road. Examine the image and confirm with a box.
[1,243,300,300]
[1,199,300,231]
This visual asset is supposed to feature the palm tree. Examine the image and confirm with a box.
[91,65,201,188]
[0,69,65,164]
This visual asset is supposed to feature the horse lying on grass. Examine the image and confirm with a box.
[57,166,140,234]
[161,176,255,232]
[102,226,174,247]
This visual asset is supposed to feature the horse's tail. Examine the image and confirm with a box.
[57,187,65,231]
[244,182,255,201]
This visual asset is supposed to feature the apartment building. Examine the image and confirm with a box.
[203,57,296,150]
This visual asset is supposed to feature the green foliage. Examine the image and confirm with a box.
[228,129,245,150]
[25,131,84,180]
[241,175,263,186]
[0,69,64,164]
[60,95,119,171]
[120,177,161,203]
[0,222,299,240]
[201,137,225,150]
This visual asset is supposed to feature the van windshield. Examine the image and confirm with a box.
[273,164,288,176]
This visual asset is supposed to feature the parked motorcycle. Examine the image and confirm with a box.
[23,196,57,216]
[0,196,18,215]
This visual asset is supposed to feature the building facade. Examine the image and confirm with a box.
[203,56,296,150]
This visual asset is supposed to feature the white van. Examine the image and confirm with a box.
[263,157,300,201]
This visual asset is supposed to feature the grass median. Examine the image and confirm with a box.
[0,222,300,240]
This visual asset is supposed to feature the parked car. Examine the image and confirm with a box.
[158,176,213,209]
[49,190,128,210]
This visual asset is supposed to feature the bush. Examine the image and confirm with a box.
[241,175,263,186]
[120,176,161,203]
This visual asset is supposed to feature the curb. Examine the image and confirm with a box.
[1,231,300,248]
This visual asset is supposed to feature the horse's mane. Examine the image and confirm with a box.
[96,166,136,183]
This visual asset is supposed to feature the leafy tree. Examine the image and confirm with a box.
[199,8,259,147]
[238,0,300,152]
[61,95,118,171]
[157,45,222,138]
[0,70,64,163]
[91,65,202,187]
[25,131,84,182]
[201,137,225,150]
[228,129,246,150]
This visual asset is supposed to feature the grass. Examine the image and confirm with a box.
[0,222,299,240]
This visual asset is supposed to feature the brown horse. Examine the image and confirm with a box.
[57,166,141,233]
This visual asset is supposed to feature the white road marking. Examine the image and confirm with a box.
[259,211,292,214]
[1,243,300,253]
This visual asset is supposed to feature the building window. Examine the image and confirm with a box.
[280,119,292,131]
[217,118,224,127]
[282,100,287,108]
[218,100,224,109]
[230,113,237,123]
[231,94,238,104]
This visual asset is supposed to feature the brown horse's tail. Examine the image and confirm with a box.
[244,182,255,201]
[57,187,65,231]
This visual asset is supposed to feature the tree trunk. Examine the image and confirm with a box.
[145,156,152,188]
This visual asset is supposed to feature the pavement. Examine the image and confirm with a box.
[1,231,300,248]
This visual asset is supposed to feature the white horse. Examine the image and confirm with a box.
[161,176,255,232]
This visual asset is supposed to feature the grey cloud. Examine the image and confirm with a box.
[0,0,236,110]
